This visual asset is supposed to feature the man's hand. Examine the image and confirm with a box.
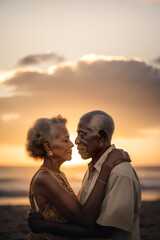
[27,210,45,233]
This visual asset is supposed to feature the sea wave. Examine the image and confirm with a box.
[141,185,160,190]
[0,166,160,199]
[0,185,160,198]
[0,178,22,182]
[0,190,28,197]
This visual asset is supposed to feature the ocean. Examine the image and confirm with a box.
[0,166,160,205]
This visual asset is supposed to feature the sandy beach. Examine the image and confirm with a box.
[0,201,160,240]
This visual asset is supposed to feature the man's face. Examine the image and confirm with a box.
[75,118,101,159]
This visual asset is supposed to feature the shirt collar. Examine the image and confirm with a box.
[91,144,115,173]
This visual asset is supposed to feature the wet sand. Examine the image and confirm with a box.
[0,201,160,240]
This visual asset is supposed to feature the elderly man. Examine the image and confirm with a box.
[28,110,141,240]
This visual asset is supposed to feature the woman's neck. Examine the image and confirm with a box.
[42,157,63,173]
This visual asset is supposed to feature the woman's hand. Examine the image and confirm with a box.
[103,148,131,170]
[27,210,45,233]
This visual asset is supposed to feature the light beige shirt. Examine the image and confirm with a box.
[78,145,141,240]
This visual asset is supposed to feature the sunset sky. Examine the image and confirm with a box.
[0,0,160,166]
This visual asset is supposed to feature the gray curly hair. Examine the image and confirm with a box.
[26,115,67,160]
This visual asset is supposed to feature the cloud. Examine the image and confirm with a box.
[0,54,160,145]
[0,70,15,83]
[1,113,20,122]
[17,52,65,66]
[153,56,160,64]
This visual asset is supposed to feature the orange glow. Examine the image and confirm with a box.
[0,55,160,167]
[0,132,160,167]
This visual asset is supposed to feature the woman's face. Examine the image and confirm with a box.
[50,124,74,162]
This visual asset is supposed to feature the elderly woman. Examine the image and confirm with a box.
[26,115,129,240]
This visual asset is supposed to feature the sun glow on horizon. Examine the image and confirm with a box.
[0,131,160,167]
[0,136,89,167]
[63,136,90,166]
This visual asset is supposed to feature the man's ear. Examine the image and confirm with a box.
[98,130,107,142]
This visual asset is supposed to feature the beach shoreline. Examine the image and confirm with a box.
[0,201,160,240]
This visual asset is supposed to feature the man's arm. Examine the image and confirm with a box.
[28,215,114,239]
[44,222,114,238]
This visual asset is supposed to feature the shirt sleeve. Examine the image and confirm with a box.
[96,173,135,232]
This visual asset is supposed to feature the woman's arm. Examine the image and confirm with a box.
[36,164,110,227]
[36,149,129,227]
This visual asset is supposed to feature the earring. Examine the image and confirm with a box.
[47,151,54,158]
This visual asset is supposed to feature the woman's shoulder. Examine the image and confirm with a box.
[32,168,58,188]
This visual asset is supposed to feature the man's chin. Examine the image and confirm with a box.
[78,152,90,160]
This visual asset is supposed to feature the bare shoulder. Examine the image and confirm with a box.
[34,170,58,187]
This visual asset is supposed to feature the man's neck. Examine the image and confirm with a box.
[91,144,111,166]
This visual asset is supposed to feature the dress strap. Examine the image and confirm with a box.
[33,196,39,212]
[29,167,45,211]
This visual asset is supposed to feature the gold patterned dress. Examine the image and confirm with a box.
[28,166,77,240]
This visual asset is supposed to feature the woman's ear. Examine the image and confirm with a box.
[43,142,54,158]
[98,130,107,142]
[43,141,51,152]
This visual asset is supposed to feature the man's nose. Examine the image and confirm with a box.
[75,136,80,145]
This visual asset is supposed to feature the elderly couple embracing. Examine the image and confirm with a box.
[26,110,141,240]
